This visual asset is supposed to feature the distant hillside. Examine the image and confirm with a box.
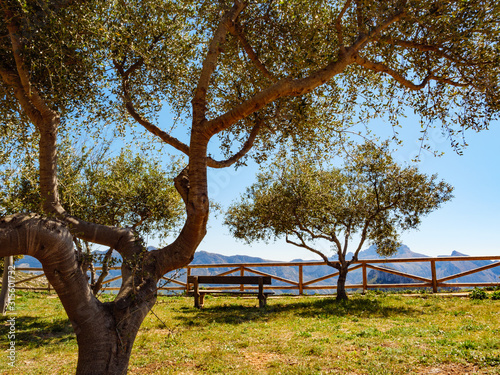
[14,245,499,292]
[190,245,500,288]
[367,267,419,285]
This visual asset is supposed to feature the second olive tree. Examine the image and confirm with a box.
[225,143,453,300]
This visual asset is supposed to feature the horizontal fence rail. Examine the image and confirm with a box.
[10,255,500,295]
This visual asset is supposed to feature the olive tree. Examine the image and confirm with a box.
[0,143,184,311]
[225,143,454,300]
[0,0,498,373]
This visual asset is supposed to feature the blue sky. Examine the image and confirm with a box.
[208,123,500,261]
[150,112,500,262]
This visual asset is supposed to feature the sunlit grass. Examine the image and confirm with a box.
[1,292,499,374]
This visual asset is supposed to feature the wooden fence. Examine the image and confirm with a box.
[13,255,500,295]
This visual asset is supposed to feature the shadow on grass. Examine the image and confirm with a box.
[174,296,420,326]
[0,315,75,347]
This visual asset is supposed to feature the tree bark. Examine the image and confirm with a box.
[0,256,14,314]
[336,265,349,301]
[0,214,158,374]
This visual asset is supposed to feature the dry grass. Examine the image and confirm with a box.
[1,292,499,374]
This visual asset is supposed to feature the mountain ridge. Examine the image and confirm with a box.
[15,245,499,289]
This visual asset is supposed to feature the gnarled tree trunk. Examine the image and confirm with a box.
[0,214,163,374]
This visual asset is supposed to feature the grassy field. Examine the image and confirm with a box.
[1,291,499,374]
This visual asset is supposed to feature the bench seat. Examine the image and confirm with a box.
[187,275,274,308]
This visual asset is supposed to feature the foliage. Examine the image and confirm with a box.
[0,142,184,243]
[225,142,453,299]
[226,142,453,260]
[192,0,500,158]
[469,288,488,300]
[2,1,500,161]
[491,290,500,300]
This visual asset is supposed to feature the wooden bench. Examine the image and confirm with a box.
[187,275,274,308]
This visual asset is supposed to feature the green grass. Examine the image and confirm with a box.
[1,292,500,374]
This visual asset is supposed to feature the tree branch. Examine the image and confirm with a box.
[192,1,247,121]
[207,119,262,168]
[353,53,468,90]
[205,5,406,137]
[0,66,43,125]
[347,218,371,266]
[351,9,407,51]
[342,219,352,260]
[205,52,353,136]
[292,212,331,243]
[286,232,331,265]
[92,247,114,295]
[173,167,190,205]
[113,59,191,156]
[355,0,364,35]
[1,7,64,216]
[380,37,489,67]
[227,20,276,82]
[335,0,353,49]
[126,102,191,154]
[3,10,57,120]
[0,214,103,331]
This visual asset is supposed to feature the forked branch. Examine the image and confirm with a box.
[228,20,276,82]
[207,119,263,168]
[192,1,247,120]
[113,59,191,156]
[351,9,407,50]
[286,232,329,264]
[352,53,468,90]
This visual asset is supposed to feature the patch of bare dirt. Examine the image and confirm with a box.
[129,360,196,375]
[415,363,482,374]
[243,351,297,371]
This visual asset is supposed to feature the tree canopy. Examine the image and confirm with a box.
[2,1,499,159]
[1,145,183,233]
[225,142,454,299]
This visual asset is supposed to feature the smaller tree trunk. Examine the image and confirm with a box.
[0,256,14,314]
[336,265,349,301]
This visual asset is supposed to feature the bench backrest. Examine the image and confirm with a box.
[188,275,272,285]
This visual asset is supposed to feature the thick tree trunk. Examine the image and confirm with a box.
[336,266,349,301]
[0,5,240,374]
[73,293,156,375]
[0,214,158,374]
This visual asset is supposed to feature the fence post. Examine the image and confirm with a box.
[362,262,367,295]
[431,260,438,293]
[240,266,244,291]
[298,265,303,295]
[186,267,191,294]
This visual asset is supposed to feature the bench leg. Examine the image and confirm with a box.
[258,279,266,308]
[193,277,201,308]
[194,291,201,308]
[194,293,207,308]
[259,294,269,308]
